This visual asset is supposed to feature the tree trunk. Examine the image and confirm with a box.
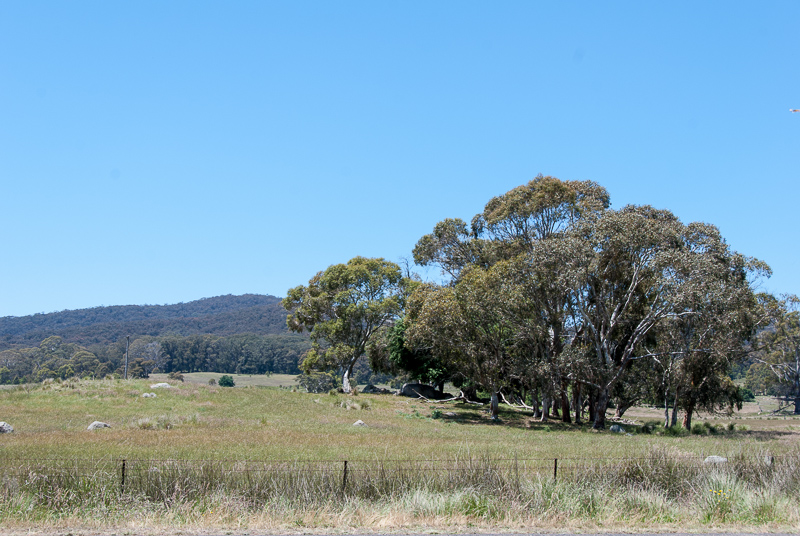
[592,388,610,430]
[342,361,356,393]
[670,388,679,428]
[540,395,550,422]
[490,391,499,420]
[572,383,582,424]
[532,389,541,419]
[682,402,694,430]
[664,391,670,428]
[614,400,632,419]
[561,381,572,423]
[794,375,800,415]
[588,391,596,424]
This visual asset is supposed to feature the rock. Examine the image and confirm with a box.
[150,383,171,389]
[0,422,13,434]
[353,420,367,427]
[361,384,393,394]
[704,455,728,464]
[87,421,111,431]
[444,412,457,418]
[398,383,453,400]
[141,393,157,398]
[609,424,625,433]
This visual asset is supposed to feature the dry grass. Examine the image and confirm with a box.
[1,377,800,532]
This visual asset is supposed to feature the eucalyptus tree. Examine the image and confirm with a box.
[405,265,519,419]
[412,176,609,420]
[755,296,800,414]
[646,223,768,428]
[563,207,767,429]
[283,257,405,393]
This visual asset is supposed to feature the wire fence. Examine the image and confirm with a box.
[3,451,798,508]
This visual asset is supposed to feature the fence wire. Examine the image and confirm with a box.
[3,452,798,505]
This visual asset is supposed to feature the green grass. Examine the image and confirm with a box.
[1,377,799,532]
[148,371,301,387]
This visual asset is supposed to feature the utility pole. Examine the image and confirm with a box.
[124,336,130,380]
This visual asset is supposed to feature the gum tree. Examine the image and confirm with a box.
[283,257,405,393]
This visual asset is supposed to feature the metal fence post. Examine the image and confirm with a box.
[553,458,558,481]
[342,460,348,494]
[121,459,127,494]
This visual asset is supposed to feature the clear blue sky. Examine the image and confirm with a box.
[1,2,798,318]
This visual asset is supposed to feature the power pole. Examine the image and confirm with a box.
[124,336,130,380]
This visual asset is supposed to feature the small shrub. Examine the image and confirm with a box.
[691,422,707,435]
[218,375,235,387]
[431,409,442,419]
[727,422,736,432]
[168,371,185,382]
[704,421,718,435]
[640,421,658,434]
[208,378,216,385]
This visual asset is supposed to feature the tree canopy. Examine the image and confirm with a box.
[283,257,406,393]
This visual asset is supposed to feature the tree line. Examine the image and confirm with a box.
[0,332,311,384]
[284,176,800,428]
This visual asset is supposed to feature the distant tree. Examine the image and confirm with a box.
[218,375,235,387]
[283,257,405,393]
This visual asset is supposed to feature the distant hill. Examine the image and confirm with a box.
[0,294,291,349]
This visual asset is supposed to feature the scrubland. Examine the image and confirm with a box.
[1,377,799,533]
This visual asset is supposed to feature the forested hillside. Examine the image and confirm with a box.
[0,295,318,384]
[0,294,288,349]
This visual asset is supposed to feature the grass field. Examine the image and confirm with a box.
[1,376,799,533]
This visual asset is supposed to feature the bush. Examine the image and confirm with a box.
[703,421,720,434]
[208,378,216,385]
[739,387,756,402]
[691,422,706,435]
[168,371,185,382]
[218,375,235,387]
[639,421,658,434]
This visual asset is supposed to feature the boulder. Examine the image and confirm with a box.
[609,424,625,433]
[353,420,367,427]
[398,383,453,400]
[150,383,171,389]
[87,421,111,431]
[141,393,157,398]
[0,422,13,434]
[704,455,728,464]
[361,384,393,394]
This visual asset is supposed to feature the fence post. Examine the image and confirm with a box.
[121,459,127,494]
[553,458,558,481]
[342,460,348,494]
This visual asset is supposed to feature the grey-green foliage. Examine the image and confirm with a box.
[283,257,406,393]
[407,176,768,429]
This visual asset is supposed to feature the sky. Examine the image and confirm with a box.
[1,2,798,318]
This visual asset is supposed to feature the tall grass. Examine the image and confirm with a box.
[2,447,799,529]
